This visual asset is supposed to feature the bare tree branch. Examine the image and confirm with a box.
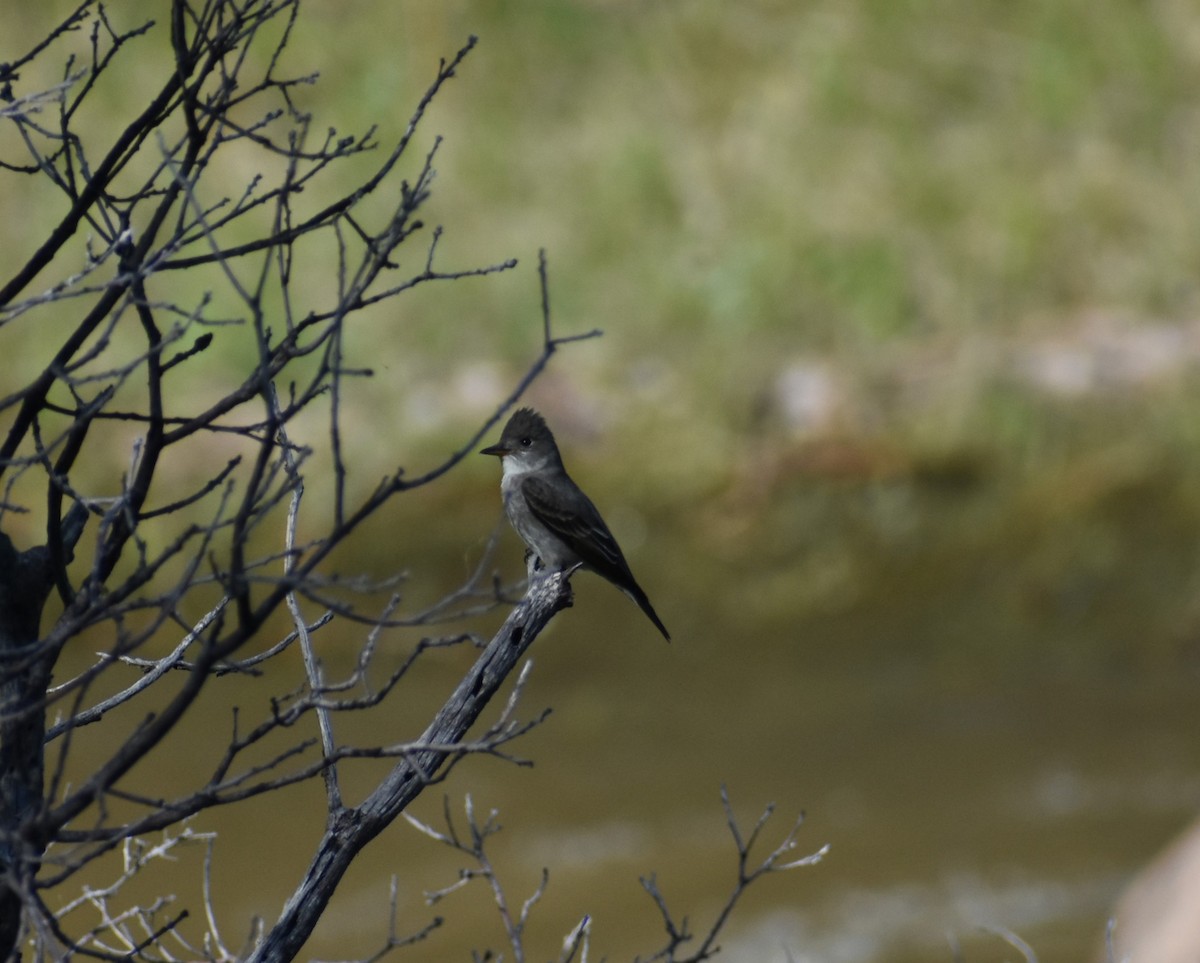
[635,787,827,963]
[0,4,823,961]
[0,2,583,956]
[246,559,572,963]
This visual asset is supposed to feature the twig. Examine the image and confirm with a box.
[636,786,827,963]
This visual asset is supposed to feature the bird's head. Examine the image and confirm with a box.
[479,407,562,472]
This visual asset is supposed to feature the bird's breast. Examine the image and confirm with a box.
[499,472,578,569]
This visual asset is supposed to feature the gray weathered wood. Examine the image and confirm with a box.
[246,568,573,963]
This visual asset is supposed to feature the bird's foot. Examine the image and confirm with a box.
[524,549,546,579]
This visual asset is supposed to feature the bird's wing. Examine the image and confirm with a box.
[520,474,631,576]
[522,474,671,641]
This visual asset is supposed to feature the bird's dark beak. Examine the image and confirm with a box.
[479,443,509,457]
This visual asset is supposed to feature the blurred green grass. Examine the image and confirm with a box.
[6,0,1200,650]
[5,0,1199,432]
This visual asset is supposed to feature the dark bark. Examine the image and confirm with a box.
[0,504,87,960]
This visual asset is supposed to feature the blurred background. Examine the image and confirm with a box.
[6,1,1200,961]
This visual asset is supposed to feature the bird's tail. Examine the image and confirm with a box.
[625,584,671,642]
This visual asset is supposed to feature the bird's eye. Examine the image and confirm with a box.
[519,437,532,448]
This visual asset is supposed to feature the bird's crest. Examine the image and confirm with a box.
[498,407,553,447]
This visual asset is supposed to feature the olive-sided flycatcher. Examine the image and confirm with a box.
[480,408,670,641]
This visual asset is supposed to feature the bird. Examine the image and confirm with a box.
[480,407,670,641]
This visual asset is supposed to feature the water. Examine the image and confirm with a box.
[41,444,1200,962]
